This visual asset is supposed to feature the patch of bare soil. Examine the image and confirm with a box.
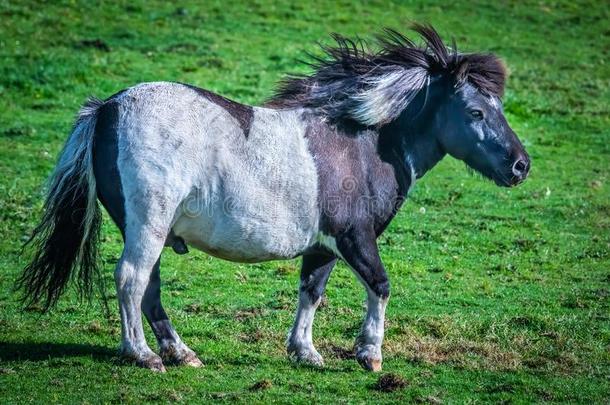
[374,373,409,392]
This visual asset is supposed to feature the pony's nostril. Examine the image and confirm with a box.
[512,159,528,177]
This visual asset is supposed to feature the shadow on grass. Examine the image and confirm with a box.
[0,341,115,363]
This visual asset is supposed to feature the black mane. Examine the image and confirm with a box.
[268,24,507,125]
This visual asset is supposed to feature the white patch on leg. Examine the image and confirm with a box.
[355,291,388,371]
[357,292,388,349]
[115,253,165,372]
[343,263,388,372]
[287,289,324,366]
[317,232,390,371]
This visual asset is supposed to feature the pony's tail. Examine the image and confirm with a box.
[17,98,105,311]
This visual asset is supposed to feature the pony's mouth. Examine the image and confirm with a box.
[467,165,524,188]
[493,169,527,187]
[464,164,512,187]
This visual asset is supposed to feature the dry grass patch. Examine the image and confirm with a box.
[318,341,354,360]
[385,331,522,371]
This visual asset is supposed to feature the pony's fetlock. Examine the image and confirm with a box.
[160,344,202,367]
[120,348,166,372]
[287,344,325,367]
[355,344,382,372]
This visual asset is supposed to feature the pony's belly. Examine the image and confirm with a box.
[172,209,318,263]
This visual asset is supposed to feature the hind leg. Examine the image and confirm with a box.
[142,259,202,367]
[115,227,167,372]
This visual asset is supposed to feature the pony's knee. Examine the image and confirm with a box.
[113,256,153,296]
[301,284,324,305]
[300,273,330,304]
[114,259,134,286]
[369,279,390,300]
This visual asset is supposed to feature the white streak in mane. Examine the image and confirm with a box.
[350,67,429,126]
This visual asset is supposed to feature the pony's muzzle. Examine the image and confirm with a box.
[511,156,530,184]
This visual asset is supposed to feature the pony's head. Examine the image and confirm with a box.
[269,24,530,187]
[434,81,529,186]
[390,26,530,186]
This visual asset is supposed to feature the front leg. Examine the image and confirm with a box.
[335,226,389,372]
[287,253,336,367]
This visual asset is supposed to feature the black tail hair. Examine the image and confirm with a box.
[17,98,105,311]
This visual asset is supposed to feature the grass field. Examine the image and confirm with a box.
[1,0,609,403]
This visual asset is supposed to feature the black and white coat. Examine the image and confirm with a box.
[93,81,413,371]
[20,25,529,372]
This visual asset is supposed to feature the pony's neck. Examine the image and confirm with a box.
[380,78,447,183]
[401,127,445,180]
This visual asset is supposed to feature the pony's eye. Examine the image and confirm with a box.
[469,109,484,120]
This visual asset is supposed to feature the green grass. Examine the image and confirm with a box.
[1,0,609,403]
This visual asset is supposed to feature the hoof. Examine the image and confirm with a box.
[161,347,203,368]
[180,353,204,368]
[288,346,325,367]
[357,356,382,372]
[139,355,167,372]
[122,352,166,372]
[356,346,383,372]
